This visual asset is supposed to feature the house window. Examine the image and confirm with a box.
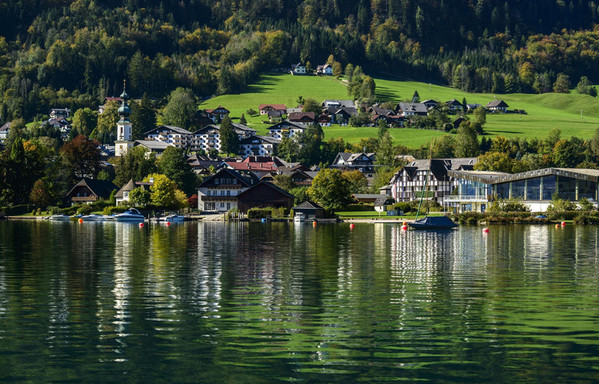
[227,203,231,209]
[220,202,225,208]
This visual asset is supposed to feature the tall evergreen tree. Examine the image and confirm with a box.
[219,117,239,155]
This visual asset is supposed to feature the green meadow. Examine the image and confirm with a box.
[200,73,599,149]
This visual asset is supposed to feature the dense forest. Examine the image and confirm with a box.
[2,0,599,122]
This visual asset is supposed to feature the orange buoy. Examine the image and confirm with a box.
[403,221,407,226]
[312,221,317,227]
[78,218,83,224]
[139,222,144,228]
[482,227,490,234]
[555,224,560,228]
[349,223,355,229]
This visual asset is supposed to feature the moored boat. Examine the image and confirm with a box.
[81,213,108,222]
[158,214,185,223]
[408,216,458,230]
[48,214,71,221]
[113,208,145,222]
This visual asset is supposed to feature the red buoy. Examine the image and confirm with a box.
[401,225,408,231]
[139,222,144,228]
[349,223,355,229]
[482,227,490,234]
[561,221,566,226]
[166,222,171,227]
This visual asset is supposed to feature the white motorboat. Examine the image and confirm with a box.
[48,214,71,221]
[81,214,108,222]
[113,208,145,222]
[158,214,185,223]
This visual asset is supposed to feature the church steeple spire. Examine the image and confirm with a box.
[118,79,131,122]
[115,79,134,157]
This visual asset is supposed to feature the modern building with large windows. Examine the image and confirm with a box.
[446,168,599,212]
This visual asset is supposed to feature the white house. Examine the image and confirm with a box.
[239,135,280,157]
[145,125,193,149]
[197,168,258,212]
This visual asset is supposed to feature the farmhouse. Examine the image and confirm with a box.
[197,168,258,212]
[397,102,428,117]
[486,99,509,112]
[259,104,287,115]
[204,106,230,122]
[268,121,306,140]
[290,63,307,75]
[288,111,316,125]
[316,64,333,75]
[446,99,464,112]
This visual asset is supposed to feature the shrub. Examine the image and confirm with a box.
[574,212,599,224]
[103,206,128,215]
[487,198,530,213]
[456,211,485,224]
[246,108,258,116]
[77,205,93,215]
[345,204,374,211]
[392,202,411,214]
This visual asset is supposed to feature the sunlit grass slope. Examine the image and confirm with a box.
[200,73,599,148]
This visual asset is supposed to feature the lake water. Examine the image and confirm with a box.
[0,220,598,383]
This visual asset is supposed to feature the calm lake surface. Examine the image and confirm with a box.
[1,221,599,383]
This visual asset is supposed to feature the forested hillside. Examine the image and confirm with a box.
[2,0,599,122]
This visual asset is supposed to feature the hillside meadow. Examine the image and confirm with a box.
[199,73,599,149]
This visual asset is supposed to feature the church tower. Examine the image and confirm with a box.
[115,80,134,157]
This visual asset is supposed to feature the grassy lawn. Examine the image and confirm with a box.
[199,73,599,148]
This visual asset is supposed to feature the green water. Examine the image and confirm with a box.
[0,221,598,383]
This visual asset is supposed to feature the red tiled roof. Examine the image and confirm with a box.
[226,162,278,171]
[259,104,287,111]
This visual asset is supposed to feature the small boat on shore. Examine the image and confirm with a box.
[113,208,145,222]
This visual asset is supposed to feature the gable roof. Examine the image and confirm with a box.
[259,104,287,111]
[446,98,463,107]
[114,179,153,198]
[239,135,281,145]
[288,111,316,121]
[486,99,509,108]
[293,201,324,210]
[199,168,257,188]
[0,122,11,132]
[66,178,117,199]
[238,181,295,199]
[397,102,428,114]
[145,125,192,136]
[267,121,305,131]
[134,140,173,150]
[205,106,229,114]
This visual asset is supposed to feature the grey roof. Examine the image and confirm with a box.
[293,201,324,210]
[0,122,10,132]
[487,100,509,108]
[145,125,192,135]
[66,178,117,199]
[134,140,173,150]
[232,122,256,132]
[353,194,388,200]
[239,135,281,145]
[323,100,355,108]
[397,102,428,114]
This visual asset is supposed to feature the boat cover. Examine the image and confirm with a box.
[408,216,458,229]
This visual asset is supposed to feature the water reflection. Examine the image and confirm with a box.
[0,221,599,383]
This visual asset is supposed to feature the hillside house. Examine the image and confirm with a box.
[446,99,464,112]
[325,106,358,124]
[291,63,307,75]
[134,140,173,156]
[422,99,439,110]
[0,122,10,141]
[205,106,230,122]
[331,152,376,176]
[49,108,70,119]
[316,64,333,75]
[486,100,509,113]
[322,100,354,109]
[259,104,287,115]
[267,121,306,140]
[288,111,316,126]
[397,102,428,117]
